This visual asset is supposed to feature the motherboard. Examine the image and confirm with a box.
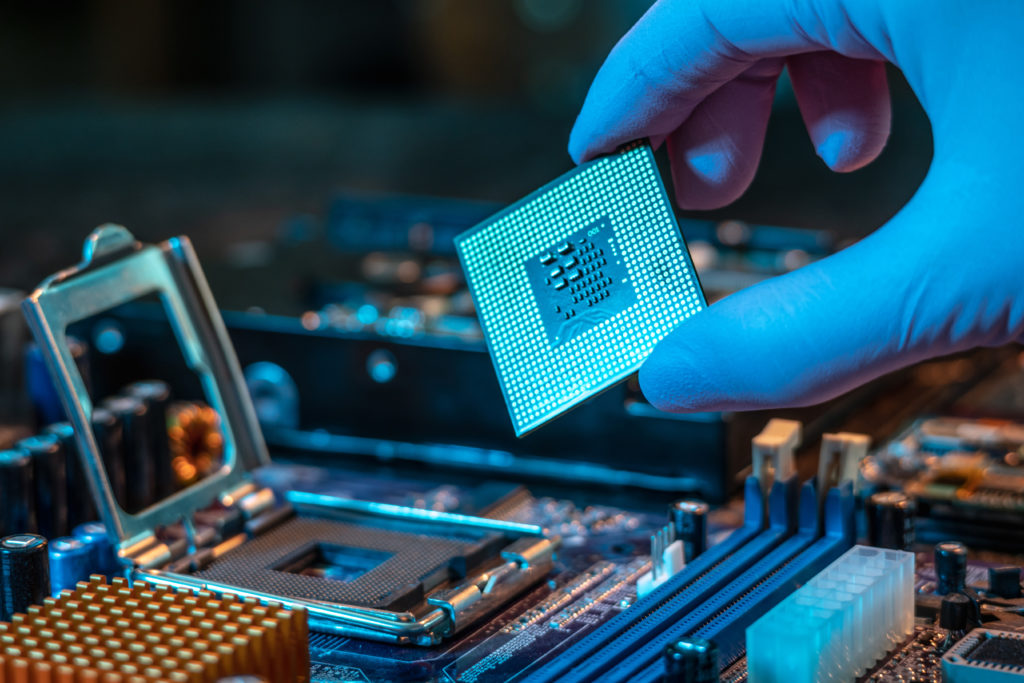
[1,192,1023,682]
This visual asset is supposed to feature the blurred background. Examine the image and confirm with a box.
[0,0,932,300]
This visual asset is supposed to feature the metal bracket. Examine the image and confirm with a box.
[21,225,271,555]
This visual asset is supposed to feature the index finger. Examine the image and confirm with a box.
[568,0,891,163]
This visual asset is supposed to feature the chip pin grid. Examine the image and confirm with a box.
[0,575,309,683]
[456,140,705,435]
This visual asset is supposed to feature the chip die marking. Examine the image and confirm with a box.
[526,217,637,346]
[456,141,705,436]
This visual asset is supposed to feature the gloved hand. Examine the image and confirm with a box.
[570,0,1024,412]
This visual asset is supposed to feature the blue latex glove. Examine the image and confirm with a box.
[571,0,1024,412]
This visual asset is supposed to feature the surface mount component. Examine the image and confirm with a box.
[22,225,556,646]
[746,545,914,683]
[0,575,309,683]
[456,140,705,435]
[943,629,1024,683]
[988,566,1022,599]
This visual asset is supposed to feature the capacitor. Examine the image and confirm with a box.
[0,449,36,535]
[935,541,968,596]
[48,536,93,595]
[46,422,98,527]
[988,566,1022,599]
[0,533,50,620]
[103,395,157,512]
[939,592,972,632]
[0,290,25,419]
[866,491,916,551]
[17,433,69,539]
[91,406,127,508]
[664,637,719,683]
[24,336,91,428]
[669,500,709,562]
[73,521,119,577]
[125,380,174,498]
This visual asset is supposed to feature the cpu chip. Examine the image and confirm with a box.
[456,141,705,436]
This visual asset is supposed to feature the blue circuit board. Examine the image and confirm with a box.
[254,464,866,683]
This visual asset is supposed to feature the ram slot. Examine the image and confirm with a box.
[627,483,857,683]
[522,474,800,683]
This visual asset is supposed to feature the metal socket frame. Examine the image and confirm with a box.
[21,225,271,550]
[22,226,556,644]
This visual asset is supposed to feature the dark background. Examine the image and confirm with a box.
[0,0,932,301]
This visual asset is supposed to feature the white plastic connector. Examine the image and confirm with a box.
[752,419,801,499]
[746,545,915,683]
[636,525,685,598]
[818,432,870,494]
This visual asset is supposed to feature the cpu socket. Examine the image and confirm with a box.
[23,226,556,645]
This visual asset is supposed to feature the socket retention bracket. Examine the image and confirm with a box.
[21,225,271,552]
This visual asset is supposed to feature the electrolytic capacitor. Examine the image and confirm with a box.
[0,449,36,535]
[91,407,127,508]
[73,521,119,577]
[46,422,97,527]
[24,336,91,428]
[0,290,26,421]
[935,541,969,596]
[18,433,69,539]
[664,637,719,683]
[0,533,50,620]
[103,395,156,512]
[939,592,972,632]
[125,380,174,498]
[48,536,93,595]
[866,491,916,551]
[669,500,709,562]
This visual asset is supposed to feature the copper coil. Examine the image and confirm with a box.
[167,403,225,487]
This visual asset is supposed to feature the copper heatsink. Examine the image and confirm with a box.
[0,575,309,683]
